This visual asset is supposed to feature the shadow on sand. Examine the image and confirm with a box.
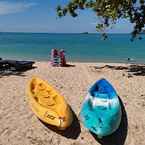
[0,66,36,77]
[64,64,76,67]
[50,64,75,68]
[94,65,128,71]
[91,97,128,145]
[56,64,75,67]
[40,109,81,139]
[93,64,145,76]
[128,64,145,76]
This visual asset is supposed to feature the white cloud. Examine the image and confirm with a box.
[0,1,37,15]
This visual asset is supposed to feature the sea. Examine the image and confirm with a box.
[0,32,145,63]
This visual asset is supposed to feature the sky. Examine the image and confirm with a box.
[0,0,134,33]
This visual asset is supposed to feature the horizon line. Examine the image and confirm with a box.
[0,31,131,34]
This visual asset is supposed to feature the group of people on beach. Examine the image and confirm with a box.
[50,48,66,67]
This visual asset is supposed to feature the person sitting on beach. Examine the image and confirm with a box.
[59,49,66,67]
[50,48,59,66]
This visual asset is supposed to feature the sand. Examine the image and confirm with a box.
[0,62,145,145]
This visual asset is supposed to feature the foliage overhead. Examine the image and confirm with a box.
[56,0,145,39]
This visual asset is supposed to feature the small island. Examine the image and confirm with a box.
[81,32,89,34]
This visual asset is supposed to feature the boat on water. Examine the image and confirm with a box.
[80,78,122,138]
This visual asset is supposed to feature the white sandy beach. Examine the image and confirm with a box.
[0,61,145,145]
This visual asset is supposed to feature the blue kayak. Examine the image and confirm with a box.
[80,78,122,138]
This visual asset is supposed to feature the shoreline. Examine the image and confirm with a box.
[37,61,145,66]
[1,55,145,65]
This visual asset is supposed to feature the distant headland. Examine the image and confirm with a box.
[81,32,89,34]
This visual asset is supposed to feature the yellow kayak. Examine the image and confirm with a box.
[26,76,73,130]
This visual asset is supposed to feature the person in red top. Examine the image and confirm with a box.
[59,49,66,67]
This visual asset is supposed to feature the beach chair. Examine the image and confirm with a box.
[15,61,35,70]
[0,60,10,70]
[50,49,59,66]
[4,60,35,71]
[0,60,34,71]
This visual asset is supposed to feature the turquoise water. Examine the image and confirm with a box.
[0,32,145,63]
